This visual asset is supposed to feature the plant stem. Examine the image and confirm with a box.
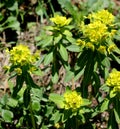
[29,100,36,129]
[72,77,75,90]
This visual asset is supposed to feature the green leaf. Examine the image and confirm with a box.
[101,57,110,68]
[74,68,84,81]
[31,88,43,100]
[114,99,120,124]
[17,86,26,97]
[78,113,86,123]
[63,30,72,37]
[12,75,24,97]
[100,84,109,93]
[110,53,120,64]
[108,110,118,129]
[50,111,61,123]
[0,26,4,32]
[35,115,42,125]
[32,68,42,76]
[0,94,8,105]
[7,98,18,107]
[0,13,4,21]
[82,99,91,106]
[41,124,49,129]
[32,101,41,111]
[54,34,62,44]
[16,117,24,128]
[93,72,101,94]
[44,52,53,65]
[37,36,53,47]
[8,1,18,11]
[77,50,88,70]
[52,72,59,84]
[110,90,117,98]
[66,36,76,44]
[64,70,74,82]
[57,0,76,15]
[81,50,95,97]
[100,99,109,112]
[114,108,120,124]
[59,44,68,61]
[45,106,54,117]
[35,3,44,16]
[49,93,65,108]
[2,109,13,123]
[114,47,120,54]
[62,110,72,122]
[25,72,39,88]
[23,88,30,108]
[67,44,80,52]
[6,16,20,30]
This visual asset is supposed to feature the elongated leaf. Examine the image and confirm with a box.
[59,44,68,61]
[23,88,30,108]
[64,70,74,82]
[114,108,120,124]
[57,0,76,15]
[25,72,39,88]
[54,34,62,44]
[8,1,18,11]
[49,93,64,108]
[66,36,76,44]
[93,71,101,94]
[100,99,109,112]
[74,68,84,81]
[108,110,118,129]
[63,30,72,37]
[110,90,117,98]
[77,50,88,70]
[110,53,120,64]
[6,16,20,30]
[82,99,91,106]
[50,111,61,123]
[114,98,120,124]
[52,72,59,84]
[12,75,24,97]
[44,52,53,65]
[45,106,54,117]
[101,57,110,68]
[82,50,95,97]
[37,36,53,47]
[67,44,80,52]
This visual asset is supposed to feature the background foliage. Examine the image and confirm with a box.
[1,0,120,129]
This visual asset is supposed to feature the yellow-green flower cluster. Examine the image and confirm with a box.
[9,44,37,66]
[78,9,116,54]
[50,15,72,27]
[54,123,61,129]
[64,90,83,110]
[88,9,115,25]
[8,44,39,75]
[106,69,120,92]
[82,21,108,43]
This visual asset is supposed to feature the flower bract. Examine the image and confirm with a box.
[50,15,72,27]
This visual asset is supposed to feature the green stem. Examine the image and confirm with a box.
[48,0,55,15]
[29,99,36,129]
[75,117,79,129]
